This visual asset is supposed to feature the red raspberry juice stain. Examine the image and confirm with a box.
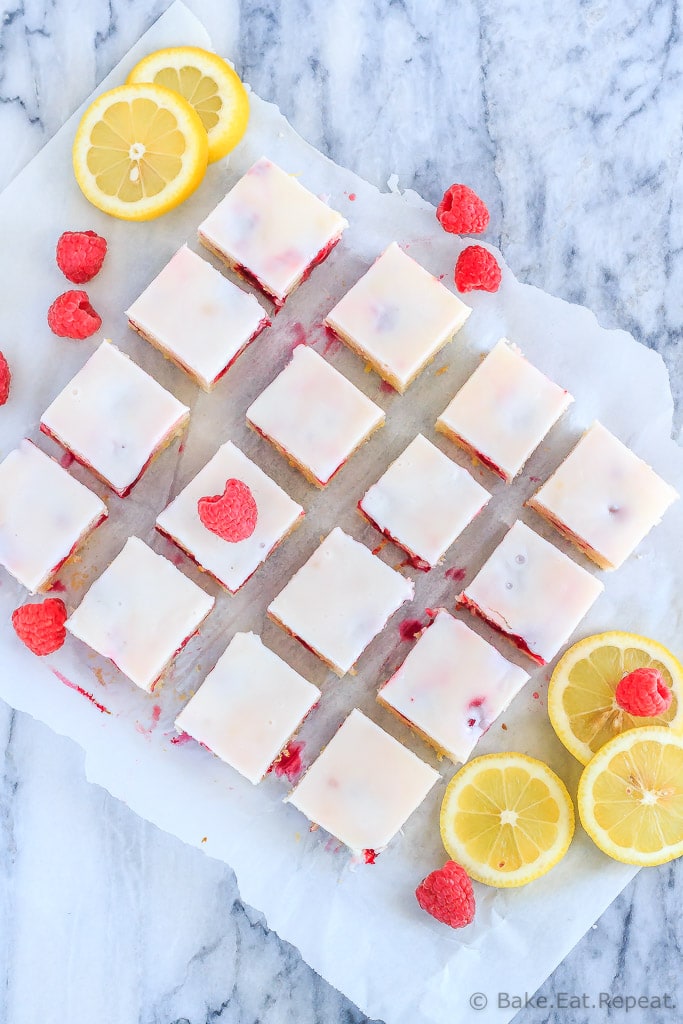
[170,731,193,746]
[399,618,425,641]
[50,668,110,714]
[269,740,305,781]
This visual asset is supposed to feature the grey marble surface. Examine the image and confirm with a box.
[1,1,682,1022]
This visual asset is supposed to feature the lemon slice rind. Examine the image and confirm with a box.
[548,631,683,766]
[578,726,683,867]
[440,752,575,888]
[72,83,208,222]
[127,46,250,163]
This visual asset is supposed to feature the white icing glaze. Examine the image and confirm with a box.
[0,439,107,593]
[198,157,348,303]
[460,520,604,664]
[530,421,678,569]
[247,345,384,486]
[359,433,490,566]
[379,610,529,763]
[268,527,414,675]
[41,341,190,496]
[324,242,471,390]
[175,631,319,785]
[126,245,270,389]
[286,708,439,854]
[156,440,303,592]
[436,338,573,481]
[66,537,214,692]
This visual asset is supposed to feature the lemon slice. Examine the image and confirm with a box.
[549,632,683,766]
[578,727,683,866]
[440,752,575,887]
[73,83,209,221]
[127,46,250,163]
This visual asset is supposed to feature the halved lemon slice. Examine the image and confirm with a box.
[127,46,250,163]
[440,752,575,887]
[578,727,683,866]
[549,632,683,765]
[73,83,209,221]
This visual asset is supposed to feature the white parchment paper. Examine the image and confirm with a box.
[1,5,682,1022]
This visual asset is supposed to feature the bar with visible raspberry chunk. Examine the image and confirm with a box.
[286,708,439,856]
[40,340,189,497]
[126,245,270,391]
[174,631,319,785]
[323,242,471,393]
[0,439,107,593]
[198,157,348,307]
[436,338,573,482]
[527,421,678,570]
[378,610,529,763]
[66,537,214,692]
[247,345,384,488]
[457,520,604,666]
[268,527,414,676]
[156,441,304,593]
[358,433,490,567]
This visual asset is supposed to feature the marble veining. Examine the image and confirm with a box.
[1,1,682,1022]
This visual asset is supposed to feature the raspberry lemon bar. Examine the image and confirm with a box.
[40,340,189,497]
[268,527,414,676]
[0,439,107,593]
[198,157,348,307]
[247,345,384,487]
[126,244,270,391]
[66,537,214,692]
[436,339,573,482]
[323,242,471,393]
[286,708,439,857]
[527,421,678,570]
[458,520,604,665]
[378,610,529,763]
[175,632,319,785]
[156,440,304,593]
[358,433,491,567]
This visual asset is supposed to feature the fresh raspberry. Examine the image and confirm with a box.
[56,230,107,284]
[197,478,258,542]
[12,598,68,656]
[416,861,475,929]
[454,245,502,293]
[437,184,490,234]
[615,667,672,717]
[0,351,10,406]
[47,290,102,340]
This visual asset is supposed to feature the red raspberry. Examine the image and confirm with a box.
[615,667,672,717]
[12,598,68,656]
[47,290,102,340]
[0,351,10,406]
[437,184,490,234]
[56,230,107,284]
[415,861,475,929]
[198,478,258,542]
[454,245,502,293]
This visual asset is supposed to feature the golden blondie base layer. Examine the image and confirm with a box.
[527,497,613,570]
